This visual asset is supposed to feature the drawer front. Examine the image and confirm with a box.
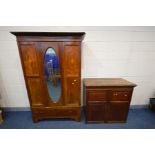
[87,90,107,101]
[110,90,132,101]
[32,107,79,116]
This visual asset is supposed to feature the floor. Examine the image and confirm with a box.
[0,108,155,129]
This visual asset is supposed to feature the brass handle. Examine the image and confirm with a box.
[74,79,77,82]
[72,83,74,85]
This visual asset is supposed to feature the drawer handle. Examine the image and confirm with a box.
[72,82,74,85]
[74,79,77,82]
[124,94,127,97]
[114,93,118,96]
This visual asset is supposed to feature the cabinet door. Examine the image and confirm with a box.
[87,102,105,123]
[19,43,44,107]
[63,42,81,105]
[66,77,80,105]
[37,42,64,105]
[106,101,130,122]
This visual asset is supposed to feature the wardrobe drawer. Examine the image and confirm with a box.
[87,90,107,101]
[110,90,131,101]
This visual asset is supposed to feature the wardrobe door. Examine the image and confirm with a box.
[37,42,64,106]
[63,42,81,106]
[18,43,44,107]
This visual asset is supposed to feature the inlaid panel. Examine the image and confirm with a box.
[66,77,80,105]
[20,44,39,76]
[64,43,80,76]
[27,78,43,106]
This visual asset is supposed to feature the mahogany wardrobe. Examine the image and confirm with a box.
[11,32,85,122]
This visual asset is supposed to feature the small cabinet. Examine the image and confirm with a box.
[83,78,136,123]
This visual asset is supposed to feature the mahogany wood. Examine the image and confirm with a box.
[11,32,85,122]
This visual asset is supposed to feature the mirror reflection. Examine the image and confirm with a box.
[44,48,61,103]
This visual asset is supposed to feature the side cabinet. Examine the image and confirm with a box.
[83,78,136,123]
[11,32,85,122]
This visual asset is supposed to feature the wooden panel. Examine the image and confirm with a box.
[110,90,132,101]
[20,44,39,76]
[32,107,81,122]
[87,103,105,122]
[27,78,43,106]
[106,102,130,122]
[87,90,107,101]
[66,77,80,105]
[64,43,80,76]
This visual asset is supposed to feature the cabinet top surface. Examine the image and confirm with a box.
[83,78,137,87]
[11,32,85,37]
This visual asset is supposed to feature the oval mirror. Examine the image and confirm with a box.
[44,48,61,103]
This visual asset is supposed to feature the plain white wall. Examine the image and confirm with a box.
[0,26,155,108]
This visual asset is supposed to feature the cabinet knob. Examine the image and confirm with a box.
[124,94,127,97]
[74,79,77,82]
[72,83,74,85]
[114,93,118,96]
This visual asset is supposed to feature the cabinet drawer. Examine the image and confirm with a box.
[110,90,132,101]
[87,90,107,101]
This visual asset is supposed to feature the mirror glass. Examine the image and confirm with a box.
[44,48,61,103]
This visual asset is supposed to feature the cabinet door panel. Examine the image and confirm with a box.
[87,103,105,122]
[66,77,80,105]
[64,43,80,76]
[27,78,43,106]
[106,102,129,122]
[37,42,64,105]
[20,44,39,76]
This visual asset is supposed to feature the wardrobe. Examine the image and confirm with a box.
[11,32,85,122]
